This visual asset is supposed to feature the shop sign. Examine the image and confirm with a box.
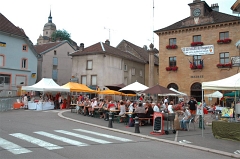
[190,75,203,78]
[0,42,6,47]
[231,56,240,67]
[181,45,214,56]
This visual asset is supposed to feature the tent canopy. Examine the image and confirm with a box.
[61,82,96,93]
[119,81,148,92]
[21,78,70,92]
[202,73,240,90]
[204,91,223,98]
[98,90,123,95]
[105,83,126,91]
[169,88,187,96]
[141,85,179,96]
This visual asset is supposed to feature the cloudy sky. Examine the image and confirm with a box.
[0,0,237,49]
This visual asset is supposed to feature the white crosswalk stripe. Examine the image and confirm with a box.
[74,129,132,142]
[55,130,112,144]
[34,131,88,147]
[0,137,32,155]
[10,133,63,150]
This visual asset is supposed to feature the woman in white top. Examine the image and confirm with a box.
[153,103,160,112]
[23,94,28,109]
[168,101,174,113]
[118,101,126,116]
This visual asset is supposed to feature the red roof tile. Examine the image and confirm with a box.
[0,13,27,37]
[34,41,62,54]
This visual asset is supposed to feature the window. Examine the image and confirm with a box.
[219,32,229,40]
[21,58,27,69]
[91,75,97,86]
[193,35,201,42]
[46,31,48,35]
[193,55,202,65]
[131,68,135,75]
[87,60,93,70]
[220,52,229,64]
[52,69,58,80]
[54,50,57,55]
[22,45,28,52]
[169,56,176,67]
[0,55,4,66]
[81,75,87,85]
[169,38,176,45]
[140,70,143,77]
[0,74,10,85]
[53,57,58,66]
[124,64,127,71]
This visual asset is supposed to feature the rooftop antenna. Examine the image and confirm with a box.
[104,27,112,41]
[152,0,155,45]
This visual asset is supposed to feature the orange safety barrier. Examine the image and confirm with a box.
[13,102,24,109]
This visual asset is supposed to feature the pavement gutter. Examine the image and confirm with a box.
[58,110,240,159]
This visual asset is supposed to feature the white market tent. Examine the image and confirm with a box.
[119,81,149,92]
[169,88,187,96]
[204,91,223,98]
[21,78,70,92]
[202,73,240,90]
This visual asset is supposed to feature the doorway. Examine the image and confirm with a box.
[190,82,202,102]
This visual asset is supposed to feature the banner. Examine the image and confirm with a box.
[181,45,214,56]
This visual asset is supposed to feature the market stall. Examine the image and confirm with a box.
[202,73,240,140]
[21,78,70,111]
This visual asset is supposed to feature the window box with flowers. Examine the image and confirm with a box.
[190,64,203,70]
[166,67,172,71]
[216,63,232,68]
[191,42,204,47]
[217,38,232,44]
[166,45,177,49]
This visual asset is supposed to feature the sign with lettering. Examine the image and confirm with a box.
[0,42,6,47]
[190,75,203,78]
[231,56,240,67]
[153,112,162,133]
[181,45,214,56]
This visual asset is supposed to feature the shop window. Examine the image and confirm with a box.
[169,38,176,45]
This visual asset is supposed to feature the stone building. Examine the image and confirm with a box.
[154,0,240,102]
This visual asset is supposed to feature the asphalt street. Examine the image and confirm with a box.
[0,109,239,159]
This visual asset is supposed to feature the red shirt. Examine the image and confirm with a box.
[108,103,115,109]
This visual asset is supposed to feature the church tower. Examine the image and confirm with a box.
[37,10,56,45]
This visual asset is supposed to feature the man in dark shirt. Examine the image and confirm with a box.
[188,97,197,115]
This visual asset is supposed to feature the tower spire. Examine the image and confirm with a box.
[48,10,52,23]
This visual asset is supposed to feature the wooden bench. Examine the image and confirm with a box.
[114,114,127,124]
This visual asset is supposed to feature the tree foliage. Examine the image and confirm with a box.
[51,29,71,42]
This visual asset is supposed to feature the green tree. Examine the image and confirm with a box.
[51,29,71,42]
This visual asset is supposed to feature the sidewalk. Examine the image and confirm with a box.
[60,110,240,158]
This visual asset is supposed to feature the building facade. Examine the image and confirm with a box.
[0,13,38,97]
[154,0,240,102]
[116,40,159,87]
[35,40,76,85]
[70,40,145,91]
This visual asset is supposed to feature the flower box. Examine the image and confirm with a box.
[216,63,232,68]
[166,45,177,49]
[197,65,203,69]
[172,66,178,71]
[217,38,231,44]
[166,67,172,71]
[191,42,204,46]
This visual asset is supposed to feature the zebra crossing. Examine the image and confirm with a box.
[0,129,132,155]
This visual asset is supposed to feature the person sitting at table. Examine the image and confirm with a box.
[135,103,146,125]
[180,107,191,131]
[88,98,97,117]
[127,100,134,113]
[118,101,126,116]
[145,103,153,117]
[83,98,91,116]
[153,103,160,112]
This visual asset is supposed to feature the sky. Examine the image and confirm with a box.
[0,0,238,49]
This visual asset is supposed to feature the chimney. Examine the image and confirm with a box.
[105,39,110,46]
[79,43,84,51]
[211,3,219,12]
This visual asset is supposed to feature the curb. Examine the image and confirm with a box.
[58,110,240,159]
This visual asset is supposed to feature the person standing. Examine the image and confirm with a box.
[188,97,197,115]
[23,94,28,109]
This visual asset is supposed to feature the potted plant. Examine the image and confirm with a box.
[217,38,232,44]
[166,44,178,49]
[197,65,203,69]
[191,42,204,46]
[172,66,178,71]
[166,67,172,71]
